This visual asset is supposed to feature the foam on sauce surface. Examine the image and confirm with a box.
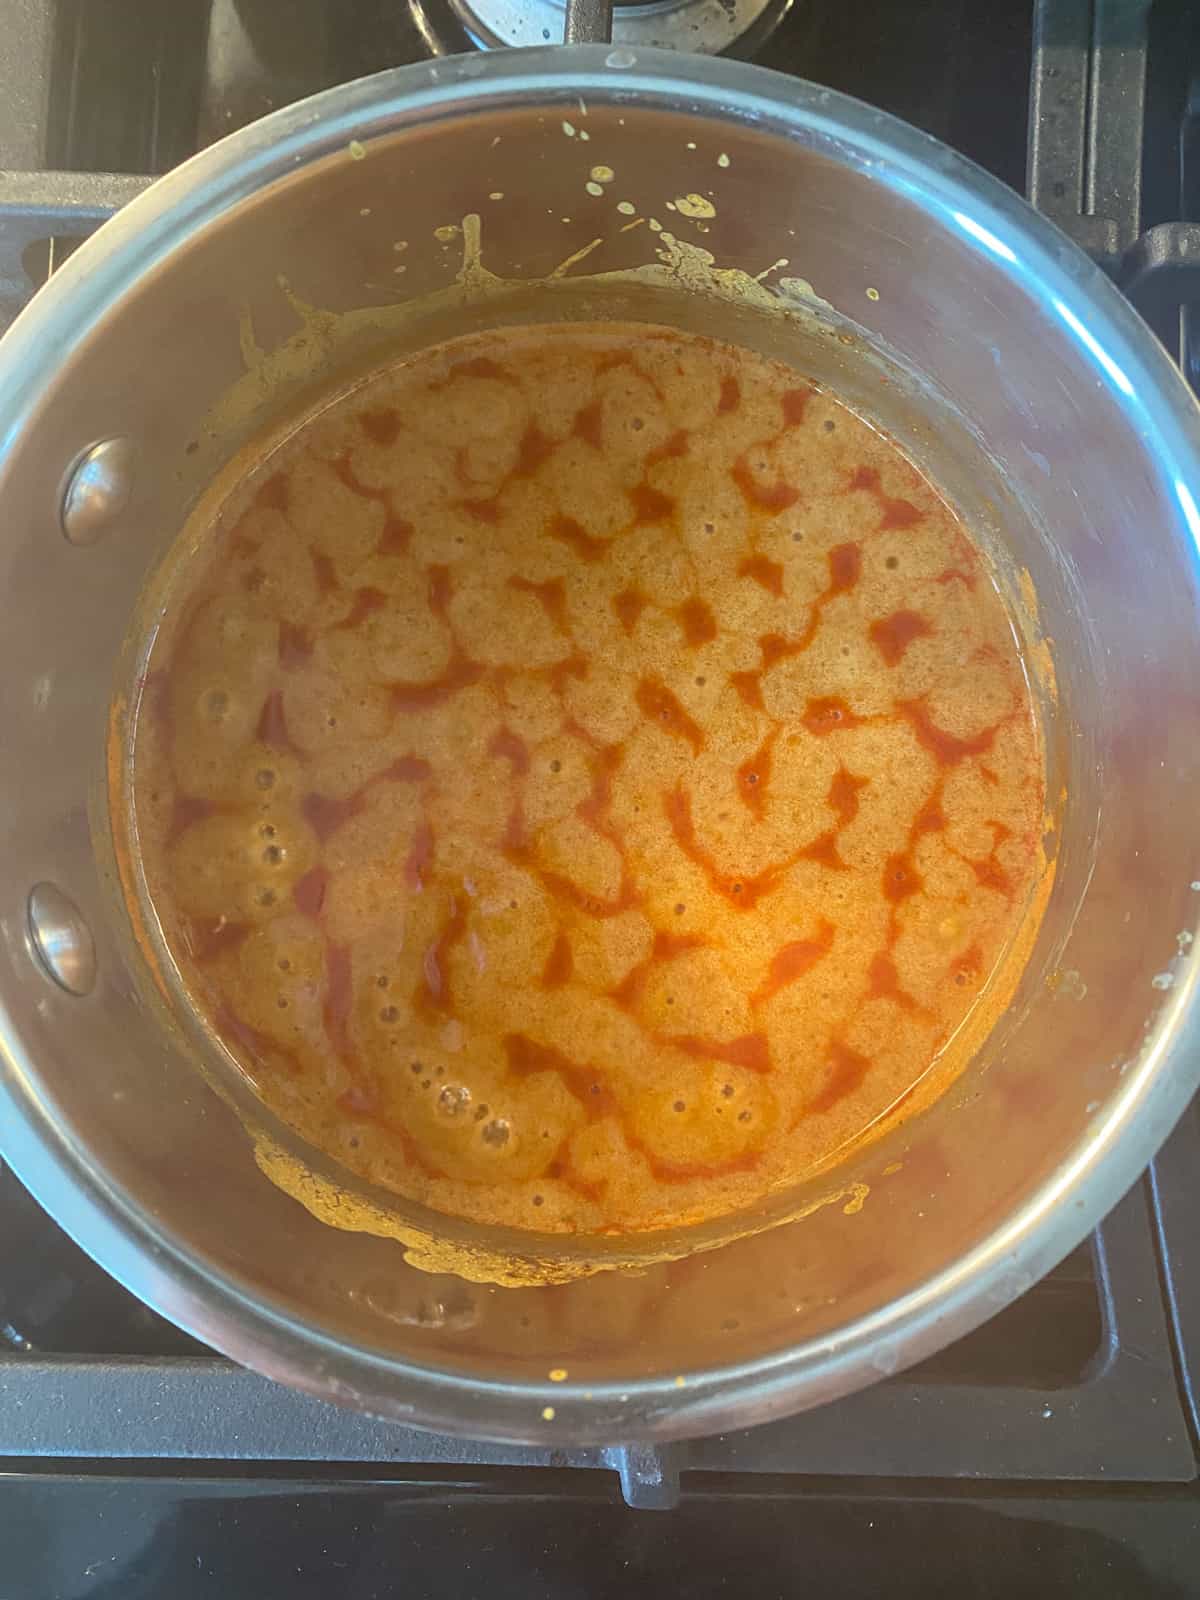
[129,323,1046,1235]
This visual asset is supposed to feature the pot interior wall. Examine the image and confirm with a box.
[1,67,1198,1438]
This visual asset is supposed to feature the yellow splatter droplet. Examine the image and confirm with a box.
[717,152,731,168]
[489,191,505,201]
[542,1405,556,1421]
[616,200,636,216]
[882,1161,903,1176]
[348,140,366,161]
[590,165,615,184]
[674,193,717,220]
[562,121,576,137]
[586,182,604,198]
[433,225,460,243]
[842,1182,870,1216]
[674,1375,686,1388]
[549,1367,568,1382]
[866,286,880,301]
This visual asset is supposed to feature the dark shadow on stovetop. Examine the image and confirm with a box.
[4,1474,1195,1600]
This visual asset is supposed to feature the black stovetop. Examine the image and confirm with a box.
[3,1,1200,1593]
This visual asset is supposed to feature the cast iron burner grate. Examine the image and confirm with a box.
[0,0,1197,1516]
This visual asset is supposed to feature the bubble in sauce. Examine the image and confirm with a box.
[439,1084,470,1117]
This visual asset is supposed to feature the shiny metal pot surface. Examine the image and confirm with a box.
[1,47,1198,1445]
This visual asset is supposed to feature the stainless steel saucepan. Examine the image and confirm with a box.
[1,46,1198,1445]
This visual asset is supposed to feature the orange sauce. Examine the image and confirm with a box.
[126,323,1046,1235]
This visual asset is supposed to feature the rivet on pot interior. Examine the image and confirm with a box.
[27,883,97,996]
[60,437,136,546]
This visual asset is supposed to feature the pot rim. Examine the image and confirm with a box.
[2,44,1199,1446]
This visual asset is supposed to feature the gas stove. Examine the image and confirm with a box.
[2,2,1200,1593]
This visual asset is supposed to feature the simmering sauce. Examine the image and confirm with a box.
[127,323,1046,1234]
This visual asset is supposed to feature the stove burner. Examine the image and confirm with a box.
[436,0,791,54]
